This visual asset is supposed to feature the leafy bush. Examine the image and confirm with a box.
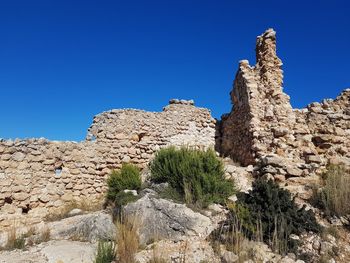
[149,147,235,208]
[312,165,350,217]
[231,179,320,254]
[94,240,116,263]
[106,163,141,202]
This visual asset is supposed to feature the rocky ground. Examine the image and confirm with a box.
[0,240,96,263]
[0,162,350,263]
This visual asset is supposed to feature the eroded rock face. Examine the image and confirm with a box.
[123,191,214,245]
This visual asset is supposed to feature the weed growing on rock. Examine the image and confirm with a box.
[150,147,235,208]
[116,215,140,263]
[94,240,116,263]
[312,165,350,217]
[4,228,25,250]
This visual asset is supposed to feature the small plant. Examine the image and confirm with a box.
[312,165,350,216]
[116,215,140,263]
[5,228,25,250]
[322,225,339,240]
[231,178,320,254]
[319,253,332,263]
[210,207,261,262]
[178,240,188,263]
[107,163,142,203]
[94,240,116,263]
[27,226,51,245]
[149,147,235,208]
[39,227,51,243]
[148,245,168,263]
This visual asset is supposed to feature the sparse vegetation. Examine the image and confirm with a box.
[45,196,103,222]
[116,215,140,263]
[210,208,262,262]
[149,146,235,208]
[228,179,320,254]
[4,228,25,250]
[2,225,51,250]
[148,245,167,263]
[39,227,51,243]
[322,225,340,240]
[93,214,139,263]
[27,226,51,245]
[312,165,350,217]
[94,240,116,263]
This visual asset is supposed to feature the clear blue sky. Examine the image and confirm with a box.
[0,0,349,141]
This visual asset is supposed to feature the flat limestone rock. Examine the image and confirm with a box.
[0,249,46,263]
[48,211,116,242]
[40,240,96,263]
[0,240,96,263]
[123,192,214,245]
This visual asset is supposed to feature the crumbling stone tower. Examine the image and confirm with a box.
[220,29,299,165]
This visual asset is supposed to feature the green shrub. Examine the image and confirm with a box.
[149,146,235,208]
[113,191,140,220]
[312,165,350,217]
[106,163,141,202]
[94,240,116,263]
[231,178,320,254]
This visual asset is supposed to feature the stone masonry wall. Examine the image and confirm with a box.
[220,29,350,195]
[0,100,216,228]
[304,90,350,165]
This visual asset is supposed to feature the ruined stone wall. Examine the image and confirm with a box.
[219,61,256,166]
[303,90,350,165]
[0,100,216,228]
[220,29,350,193]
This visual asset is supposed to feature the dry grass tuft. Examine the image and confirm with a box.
[115,215,140,263]
[39,226,51,243]
[148,245,168,263]
[45,196,104,222]
[4,227,25,250]
[313,165,350,216]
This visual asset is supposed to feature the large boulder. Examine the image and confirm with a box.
[48,211,116,242]
[123,191,214,245]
